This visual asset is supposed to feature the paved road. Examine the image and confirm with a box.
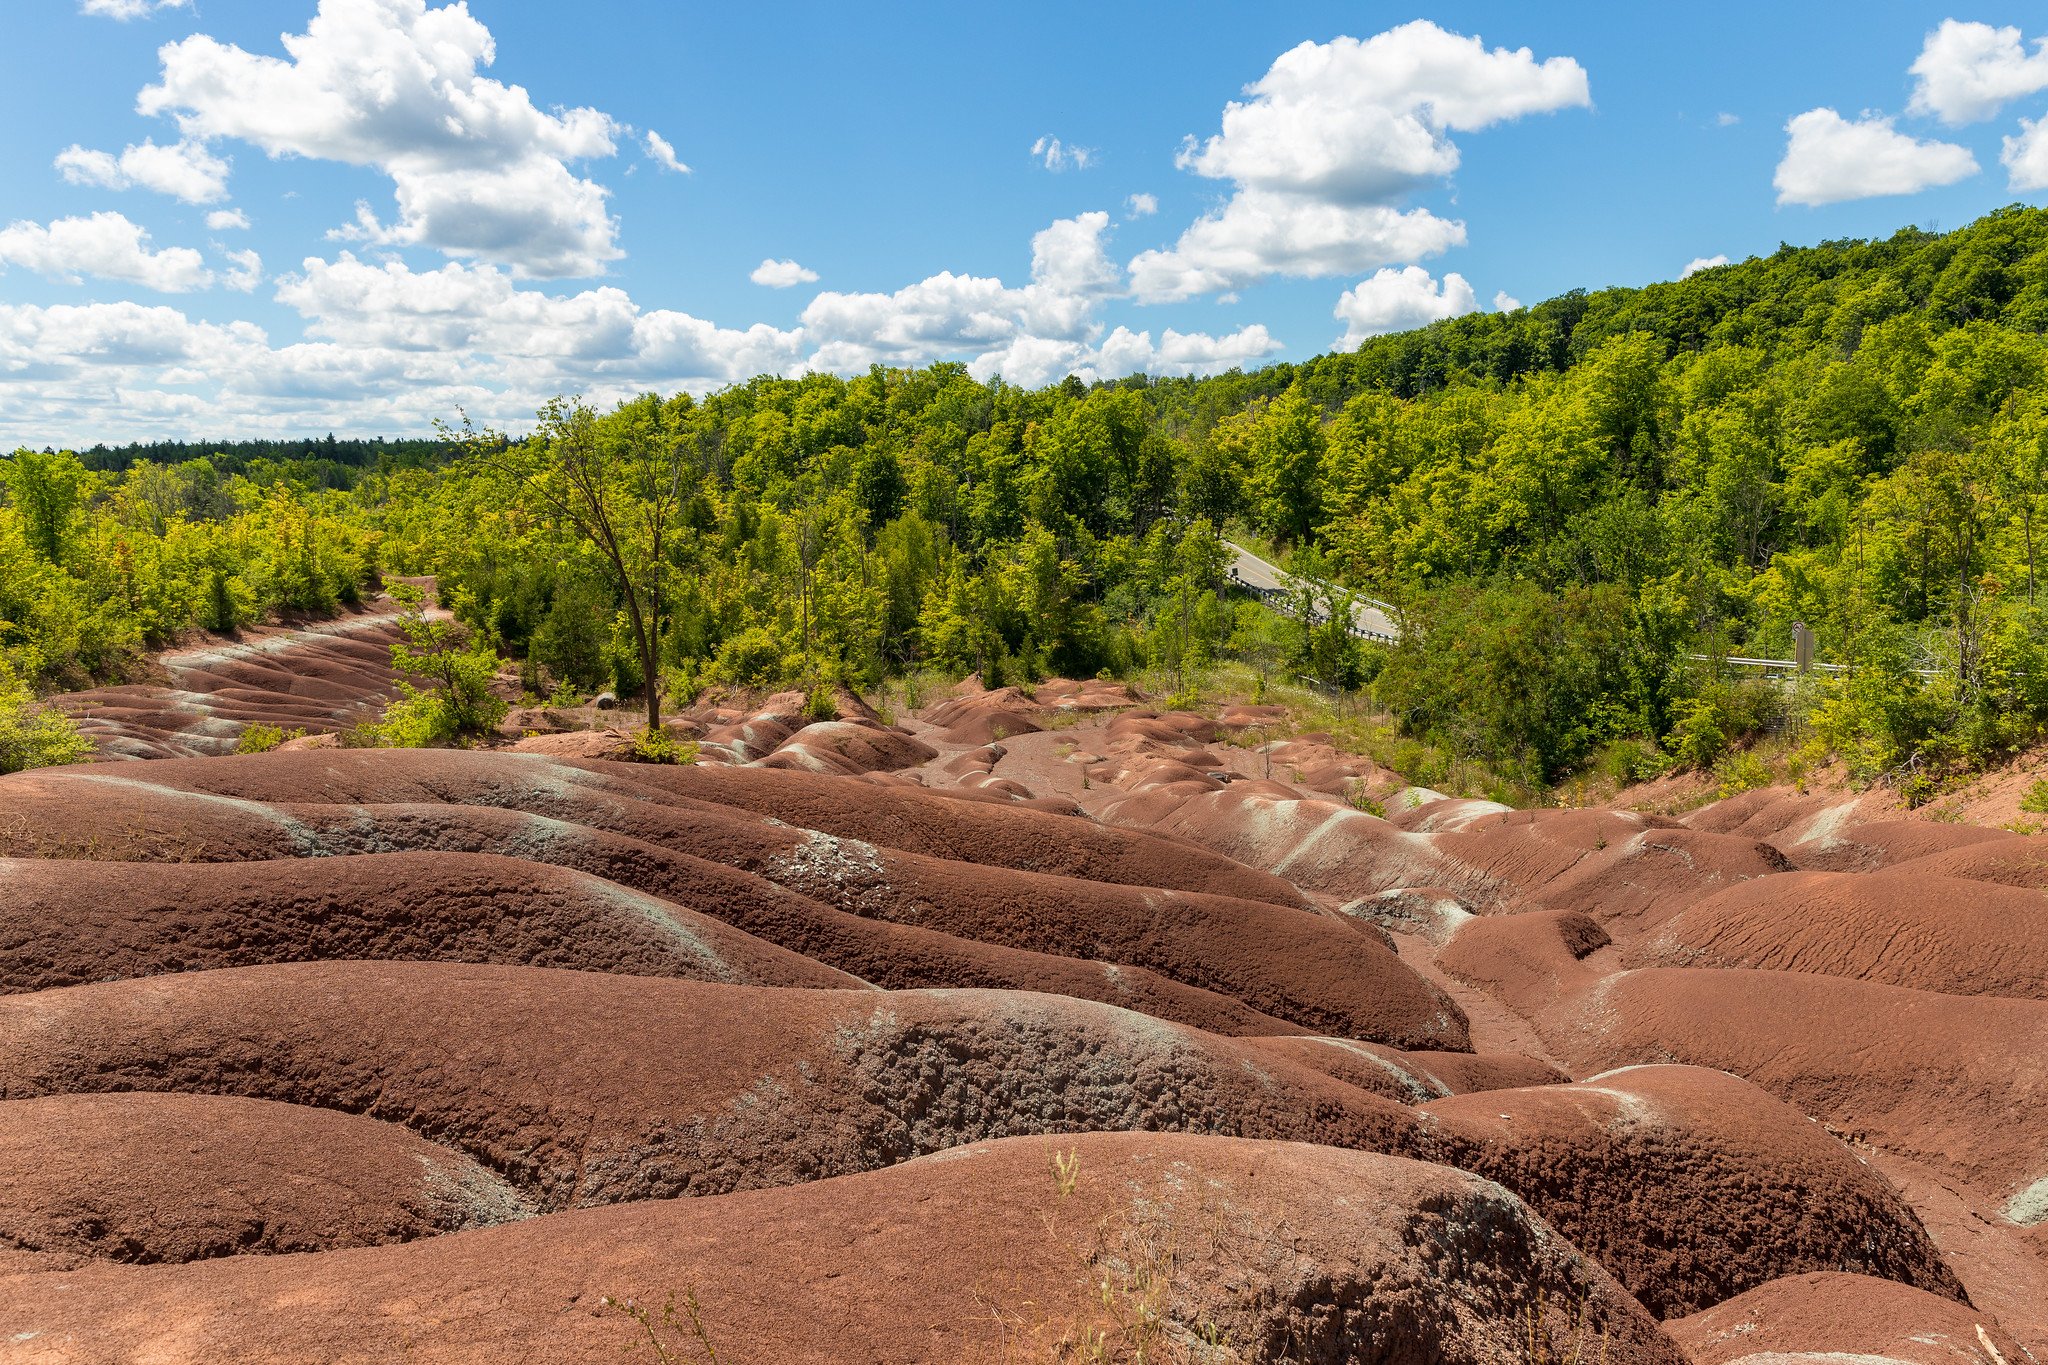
[1223,541,1399,642]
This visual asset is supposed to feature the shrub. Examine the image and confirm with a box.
[1713,748,1774,798]
[627,726,698,765]
[0,666,93,774]
[235,723,304,754]
[378,583,507,745]
[802,680,838,724]
[2020,778,2048,814]
[1667,698,1726,771]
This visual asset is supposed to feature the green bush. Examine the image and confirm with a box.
[1667,698,1727,771]
[2019,779,2048,814]
[802,680,839,724]
[1713,748,1774,798]
[235,723,304,754]
[0,666,94,774]
[626,726,698,765]
[374,584,507,746]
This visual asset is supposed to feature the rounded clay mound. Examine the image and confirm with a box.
[1628,867,2048,998]
[57,615,411,759]
[1100,785,1460,902]
[572,756,1302,902]
[1241,1036,1566,1104]
[0,851,859,993]
[1547,967,2048,1195]
[0,1092,528,1263]
[1667,1270,2027,1365]
[1885,832,2048,889]
[0,1132,1684,1365]
[1778,816,2014,872]
[0,793,1330,1038]
[755,720,937,775]
[0,962,1429,1211]
[1436,909,1612,1019]
[1422,1065,1964,1318]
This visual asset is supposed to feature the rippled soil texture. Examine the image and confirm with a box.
[0,669,2038,1361]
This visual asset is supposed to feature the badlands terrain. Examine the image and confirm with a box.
[0,614,2044,1362]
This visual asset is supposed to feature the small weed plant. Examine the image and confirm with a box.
[601,1289,719,1364]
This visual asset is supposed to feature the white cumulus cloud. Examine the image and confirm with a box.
[1493,290,1521,311]
[1131,21,1587,302]
[220,248,263,292]
[751,258,819,288]
[0,212,213,292]
[2006,116,2048,190]
[137,0,624,277]
[1332,267,1478,348]
[644,131,690,174]
[78,0,189,18]
[1773,108,1978,206]
[206,209,251,231]
[1908,19,2048,125]
[1130,193,1465,303]
[1681,254,1730,277]
[1030,136,1095,172]
[54,139,230,203]
[1125,193,1158,219]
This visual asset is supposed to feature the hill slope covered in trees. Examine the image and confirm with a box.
[5,204,2047,795]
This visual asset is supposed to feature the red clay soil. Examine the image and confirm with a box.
[1420,1066,1965,1319]
[1667,1271,2026,1365]
[1864,1148,2048,1351]
[920,689,1047,744]
[568,756,1306,902]
[0,1092,528,1263]
[1426,808,1793,931]
[1,756,1467,1042]
[1887,832,2048,889]
[0,1132,1683,1365]
[1435,910,1613,1018]
[0,962,1433,1210]
[1628,867,2048,998]
[53,609,414,760]
[1780,817,2015,872]
[1547,967,2048,1197]
[1240,1036,1565,1103]
[0,851,859,993]
[271,804,1318,1036]
[1098,785,1464,902]
[46,745,1303,902]
[0,783,1370,1038]
[754,719,937,775]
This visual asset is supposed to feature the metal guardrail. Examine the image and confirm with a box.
[1226,566,1399,644]
[1684,653,1944,679]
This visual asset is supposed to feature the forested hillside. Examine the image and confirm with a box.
[6,205,2047,796]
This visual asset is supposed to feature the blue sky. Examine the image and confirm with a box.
[3,1,2046,445]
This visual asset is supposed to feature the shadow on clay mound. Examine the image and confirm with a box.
[0,1092,528,1263]
[0,1132,1685,1365]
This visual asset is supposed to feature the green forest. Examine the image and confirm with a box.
[7,204,2048,798]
